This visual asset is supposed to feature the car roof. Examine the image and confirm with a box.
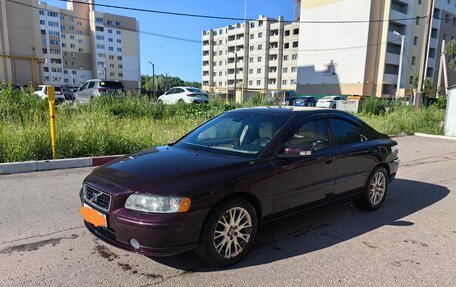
[172,86,201,89]
[230,106,347,115]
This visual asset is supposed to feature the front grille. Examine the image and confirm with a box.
[84,184,111,211]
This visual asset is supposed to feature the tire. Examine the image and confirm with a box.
[157,99,163,104]
[196,198,258,267]
[356,166,389,210]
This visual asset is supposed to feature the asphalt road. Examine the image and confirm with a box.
[0,136,455,286]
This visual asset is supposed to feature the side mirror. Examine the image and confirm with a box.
[277,145,312,158]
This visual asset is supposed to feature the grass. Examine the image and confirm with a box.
[0,87,447,163]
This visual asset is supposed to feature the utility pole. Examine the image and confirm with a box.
[394,31,405,100]
[415,0,435,108]
[164,72,169,91]
[233,52,237,101]
[104,65,107,80]
[148,61,155,97]
[436,39,449,97]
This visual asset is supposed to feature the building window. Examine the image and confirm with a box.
[107,20,112,25]
[284,55,288,61]
[412,56,416,65]
[96,35,104,40]
[250,22,255,28]
[258,44,262,50]
[109,55,114,60]
[250,46,254,51]
[285,30,290,36]
[109,47,113,51]
[259,20,263,27]
[78,39,83,44]
[116,30,121,35]
[96,17,103,23]
[248,80,253,85]
[69,26,74,31]
[283,67,288,73]
[256,80,261,85]
[70,44,75,49]
[282,80,287,85]
[250,34,254,39]
[39,10,45,16]
[117,48,122,52]
[258,32,263,38]
[62,43,66,48]
[96,27,104,32]
[40,20,45,25]
[77,22,82,26]
[249,69,253,74]
[116,39,121,44]
[291,67,297,72]
[110,72,115,77]
[97,44,105,49]
[292,41,298,48]
[77,31,82,35]
[108,29,113,33]
[284,43,289,49]
[109,64,115,68]
[117,56,122,60]
[257,56,262,62]
[219,61,222,65]
[70,35,75,40]
[413,36,418,45]
[291,79,296,85]
[249,57,253,63]
[79,48,83,52]
[61,33,66,38]
[293,28,299,35]
[108,38,113,42]
[118,73,123,77]
[69,16,74,22]
[257,68,261,74]
[409,76,414,84]
[116,21,121,26]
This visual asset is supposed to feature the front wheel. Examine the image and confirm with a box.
[356,167,388,210]
[196,199,258,267]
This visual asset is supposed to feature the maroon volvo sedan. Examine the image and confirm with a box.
[80,107,399,266]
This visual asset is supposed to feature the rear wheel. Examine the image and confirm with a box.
[196,199,257,267]
[157,99,163,104]
[356,167,388,210]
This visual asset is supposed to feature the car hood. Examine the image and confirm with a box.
[85,146,251,196]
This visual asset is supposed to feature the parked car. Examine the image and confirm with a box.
[281,90,298,106]
[294,96,318,107]
[157,87,209,104]
[79,107,399,267]
[73,79,125,104]
[0,83,22,92]
[33,85,65,103]
[62,86,79,101]
[316,96,345,109]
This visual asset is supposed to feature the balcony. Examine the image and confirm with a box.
[270,34,279,43]
[385,52,400,65]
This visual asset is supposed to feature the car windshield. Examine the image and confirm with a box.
[186,88,203,93]
[176,112,290,157]
[100,81,124,90]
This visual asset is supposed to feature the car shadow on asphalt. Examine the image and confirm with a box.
[151,178,449,271]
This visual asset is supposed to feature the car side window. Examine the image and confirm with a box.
[282,119,330,152]
[176,88,184,94]
[331,119,368,146]
[88,82,95,89]
[80,83,88,90]
[166,88,175,94]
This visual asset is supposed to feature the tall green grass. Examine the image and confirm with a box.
[0,87,447,163]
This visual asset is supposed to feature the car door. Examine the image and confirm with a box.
[163,88,175,104]
[271,116,336,213]
[173,88,185,103]
[329,116,379,195]
[76,82,89,101]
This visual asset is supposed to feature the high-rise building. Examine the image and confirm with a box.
[202,15,299,98]
[0,0,140,90]
[297,0,456,98]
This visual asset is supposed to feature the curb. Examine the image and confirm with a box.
[414,133,456,141]
[0,155,123,175]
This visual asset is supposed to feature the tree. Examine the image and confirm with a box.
[412,75,436,97]
[445,39,456,71]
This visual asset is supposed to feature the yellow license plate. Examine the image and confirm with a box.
[80,204,107,227]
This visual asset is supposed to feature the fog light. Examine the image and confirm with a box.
[130,239,140,249]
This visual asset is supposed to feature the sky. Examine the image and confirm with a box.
[46,0,295,82]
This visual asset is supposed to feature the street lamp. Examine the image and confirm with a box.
[393,31,405,101]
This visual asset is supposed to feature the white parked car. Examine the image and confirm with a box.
[158,87,209,104]
[316,96,344,109]
[73,79,125,104]
[34,85,65,103]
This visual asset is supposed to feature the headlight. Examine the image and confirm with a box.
[124,194,191,213]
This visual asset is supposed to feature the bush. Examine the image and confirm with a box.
[359,96,395,116]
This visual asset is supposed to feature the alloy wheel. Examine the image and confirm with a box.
[213,207,253,259]
[368,171,386,205]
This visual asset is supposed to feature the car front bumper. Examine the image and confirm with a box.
[81,200,210,257]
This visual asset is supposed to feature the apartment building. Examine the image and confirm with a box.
[202,15,299,97]
[0,0,140,89]
[297,0,456,98]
